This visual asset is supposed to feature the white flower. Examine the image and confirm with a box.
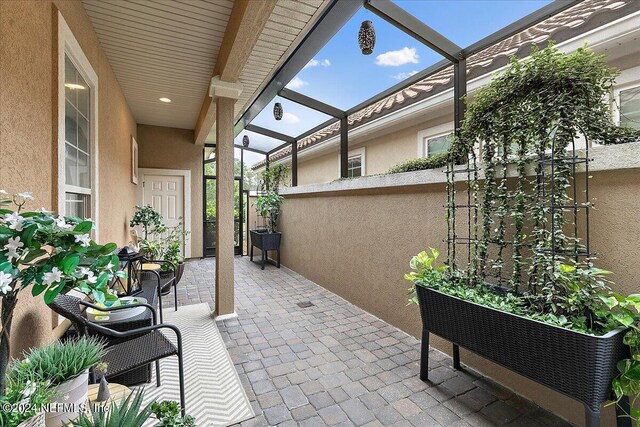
[22,380,37,397]
[5,236,24,252]
[86,271,98,284]
[0,271,13,294]
[43,267,63,286]
[78,267,90,276]
[0,190,8,196]
[4,236,24,262]
[106,261,114,270]
[3,212,25,231]
[17,192,34,201]
[55,216,72,230]
[75,233,91,247]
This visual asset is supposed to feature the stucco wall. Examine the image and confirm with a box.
[278,165,640,426]
[137,125,203,259]
[0,0,137,356]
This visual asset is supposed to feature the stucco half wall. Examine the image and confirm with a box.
[137,124,203,259]
[0,0,137,356]
[277,157,640,426]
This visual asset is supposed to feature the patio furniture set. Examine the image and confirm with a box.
[47,251,188,413]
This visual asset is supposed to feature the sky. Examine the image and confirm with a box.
[238,0,552,167]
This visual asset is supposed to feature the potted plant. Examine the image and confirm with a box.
[7,337,106,427]
[0,191,122,394]
[250,164,288,268]
[71,389,196,427]
[405,44,640,427]
[0,368,53,427]
[158,221,188,285]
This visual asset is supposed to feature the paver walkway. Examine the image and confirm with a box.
[169,258,571,426]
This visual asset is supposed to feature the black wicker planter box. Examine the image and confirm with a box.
[250,229,281,270]
[416,285,629,427]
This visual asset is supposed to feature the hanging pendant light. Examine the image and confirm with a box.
[358,20,375,55]
[273,102,283,121]
[242,135,250,148]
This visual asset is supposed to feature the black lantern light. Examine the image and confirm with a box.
[273,102,283,120]
[242,134,250,148]
[358,20,375,55]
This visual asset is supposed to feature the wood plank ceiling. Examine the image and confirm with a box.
[82,0,328,131]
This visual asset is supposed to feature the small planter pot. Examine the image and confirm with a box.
[45,369,89,427]
[416,286,628,427]
[18,412,45,427]
[250,229,282,270]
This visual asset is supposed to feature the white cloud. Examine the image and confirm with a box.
[285,76,308,90]
[282,112,300,124]
[375,47,419,67]
[303,58,331,69]
[392,70,419,80]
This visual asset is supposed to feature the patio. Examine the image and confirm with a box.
[168,258,570,427]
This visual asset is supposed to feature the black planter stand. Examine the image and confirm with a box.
[417,286,631,427]
[249,229,281,270]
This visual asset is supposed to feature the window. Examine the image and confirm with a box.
[425,133,453,157]
[58,13,99,236]
[619,85,640,130]
[347,154,362,178]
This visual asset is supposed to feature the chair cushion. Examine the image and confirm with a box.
[104,330,178,379]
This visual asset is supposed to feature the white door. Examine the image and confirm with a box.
[143,173,185,254]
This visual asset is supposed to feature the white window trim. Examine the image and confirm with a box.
[57,12,99,240]
[613,80,640,127]
[417,123,454,158]
[338,147,366,177]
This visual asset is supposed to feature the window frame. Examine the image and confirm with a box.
[57,12,99,239]
[338,147,366,177]
[613,81,640,128]
[417,124,454,158]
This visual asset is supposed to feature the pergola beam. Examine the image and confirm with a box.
[268,140,295,155]
[235,0,361,131]
[194,0,277,145]
[279,88,345,118]
[296,117,340,141]
[245,124,296,143]
[364,0,462,63]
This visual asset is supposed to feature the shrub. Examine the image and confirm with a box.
[386,153,449,174]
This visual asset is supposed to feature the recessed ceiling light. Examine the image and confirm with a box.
[159,97,172,103]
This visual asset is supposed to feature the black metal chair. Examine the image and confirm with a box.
[138,257,179,321]
[49,294,186,415]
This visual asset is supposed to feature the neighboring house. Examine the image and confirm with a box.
[252,0,640,185]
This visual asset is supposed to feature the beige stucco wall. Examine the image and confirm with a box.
[137,125,203,259]
[278,166,640,426]
[293,113,453,185]
[0,0,137,356]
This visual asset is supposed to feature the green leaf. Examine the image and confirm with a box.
[101,242,117,255]
[598,294,618,309]
[60,254,80,275]
[74,220,93,234]
[92,289,106,304]
[31,282,47,297]
[44,280,67,304]
[22,248,47,263]
[0,262,12,274]
[622,362,640,381]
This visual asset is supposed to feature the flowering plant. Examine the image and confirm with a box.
[0,368,54,426]
[0,190,122,393]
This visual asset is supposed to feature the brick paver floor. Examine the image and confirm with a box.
[169,257,571,426]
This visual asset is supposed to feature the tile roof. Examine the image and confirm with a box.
[253,0,637,170]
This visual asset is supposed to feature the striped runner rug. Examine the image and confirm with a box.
[138,303,254,426]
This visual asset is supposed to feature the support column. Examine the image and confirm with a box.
[291,141,298,187]
[453,59,467,138]
[211,76,243,318]
[340,116,348,178]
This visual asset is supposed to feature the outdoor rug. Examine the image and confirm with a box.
[138,303,254,426]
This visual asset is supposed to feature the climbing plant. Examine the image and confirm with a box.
[448,42,640,294]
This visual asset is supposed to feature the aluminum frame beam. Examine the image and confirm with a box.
[234,0,361,135]
[340,117,349,178]
[245,124,296,143]
[364,0,462,63]
[279,88,345,118]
